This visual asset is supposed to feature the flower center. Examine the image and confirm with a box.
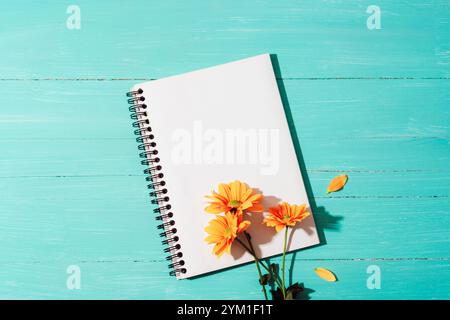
[228,200,241,208]
[224,227,232,236]
[283,214,291,221]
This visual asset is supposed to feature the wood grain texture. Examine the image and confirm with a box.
[0,0,448,299]
[0,0,448,78]
[0,260,448,299]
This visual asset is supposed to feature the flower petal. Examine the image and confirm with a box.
[247,203,264,212]
[237,220,251,233]
[230,180,240,200]
[213,240,228,256]
[246,193,263,204]
[204,234,223,243]
[241,187,253,202]
[205,204,227,214]
[218,183,231,200]
[327,175,348,193]
[314,267,337,282]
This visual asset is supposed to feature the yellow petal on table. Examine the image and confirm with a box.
[314,267,337,282]
[326,175,348,193]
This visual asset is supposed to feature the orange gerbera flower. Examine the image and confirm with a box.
[263,202,310,232]
[204,212,250,257]
[205,180,264,216]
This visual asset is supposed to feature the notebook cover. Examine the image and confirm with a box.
[132,54,319,279]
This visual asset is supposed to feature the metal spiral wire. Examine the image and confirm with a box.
[126,88,186,277]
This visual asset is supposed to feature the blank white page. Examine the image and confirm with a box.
[132,54,319,279]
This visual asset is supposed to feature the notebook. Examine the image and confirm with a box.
[126,54,319,279]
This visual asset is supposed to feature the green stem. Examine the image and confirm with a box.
[235,237,252,253]
[259,260,283,289]
[254,255,269,300]
[236,235,283,289]
[236,237,268,300]
[243,233,268,301]
[281,226,289,299]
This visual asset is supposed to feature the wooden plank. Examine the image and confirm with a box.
[0,79,448,140]
[0,0,448,78]
[0,259,448,299]
[0,79,448,177]
[0,134,448,176]
[0,175,448,261]
[1,170,447,199]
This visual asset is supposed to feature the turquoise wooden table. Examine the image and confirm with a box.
[0,0,449,299]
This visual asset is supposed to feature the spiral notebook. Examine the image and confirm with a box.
[126,54,319,279]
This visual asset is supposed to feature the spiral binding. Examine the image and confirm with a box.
[126,88,186,277]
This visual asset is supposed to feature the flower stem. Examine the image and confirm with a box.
[236,236,283,289]
[281,226,289,299]
[244,233,268,301]
[236,237,267,300]
[259,260,283,289]
[235,237,252,253]
[254,255,268,300]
